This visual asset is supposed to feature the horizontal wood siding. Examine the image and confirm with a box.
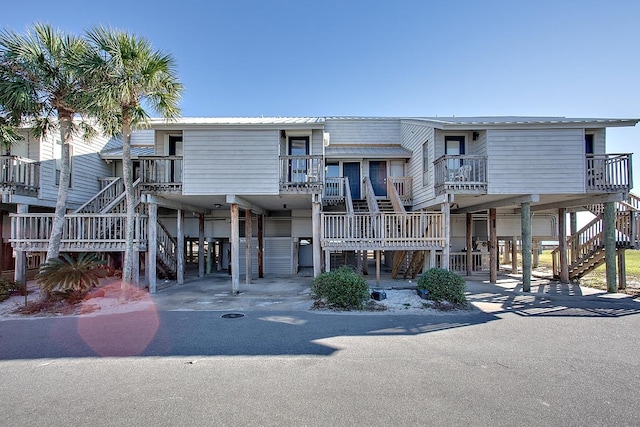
[324,119,401,145]
[487,129,585,194]
[311,129,323,155]
[183,129,279,195]
[401,122,435,208]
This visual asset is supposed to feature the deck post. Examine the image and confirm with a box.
[617,248,626,290]
[521,202,532,292]
[312,199,322,277]
[230,203,240,294]
[466,213,473,276]
[177,209,185,285]
[362,250,369,275]
[257,214,264,278]
[206,238,213,275]
[511,236,518,274]
[133,249,140,288]
[376,250,381,285]
[570,212,578,263]
[603,201,617,292]
[558,208,569,284]
[532,240,540,268]
[325,249,331,273]
[489,208,497,284]
[148,202,157,293]
[199,213,205,278]
[503,240,511,264]
[441,201,450,270]
[245,209,252,284]
[14,204,28,286]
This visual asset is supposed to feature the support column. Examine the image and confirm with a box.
[558,208,569,284]
[206,238,213,275]
[199,213,205,278]
[324,249,331,273]
[257,214,264,278]
[376,250,381,286]
[133,250,140,288]
[14,204,28,287]
[489,208,497,284]
[230,203,240,294]
[466,213,473,276]
[148,202,157,293]
[617,248,626,290]
[362,250,369,275]
[570,212,578,263]
[312,199,322,277]
[511,236,518,274]
[245,209,252,284]
[532,240,540,268]
[441,201,450,270]
[521,202,532,292]
[603,201,617,292]
[177,209,185,285]
[503,240,511,264]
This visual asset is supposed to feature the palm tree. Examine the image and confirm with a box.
[0,23,95,262]
[84,27,182,286]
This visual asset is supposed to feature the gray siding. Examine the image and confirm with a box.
[183,129,279,195]
[487,128,585,194]
[401,122,435,209]
[324,119,401,145]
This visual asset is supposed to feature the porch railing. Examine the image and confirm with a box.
[323,176,354,214]
[389,177,413,205]
[75,177,124,213]
[157,219,177,274]
[586,153,632,192]
[10,213,148,251]
[139,156,183,193]
[322,212,445,250]
[434,155,487,195]
[436,251,490,272]
[0,156,40,196]
[279,155,323,192]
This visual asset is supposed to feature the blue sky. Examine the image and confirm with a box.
[4,0,639,184]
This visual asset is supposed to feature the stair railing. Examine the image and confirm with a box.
[157,219,177,275]
[386,179,406,214]
[101,178,143,213]
[552,214,604,277]
[344,176,354,215]
[74,177,123,213]
[362,177,380,214]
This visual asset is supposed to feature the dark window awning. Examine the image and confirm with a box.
[324,145,412,159]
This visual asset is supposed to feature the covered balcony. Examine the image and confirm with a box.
[586,153,632,192]
[279,155,323,193]
[139,156,183,194]
[434,155,487,195]
[0,156,40,197]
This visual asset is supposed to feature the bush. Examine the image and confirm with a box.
[311,266,370,310]
[0,277,25,302]
[36,253,108,295]
[417,268,467,304]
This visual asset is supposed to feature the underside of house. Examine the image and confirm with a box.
[3,116,639,293]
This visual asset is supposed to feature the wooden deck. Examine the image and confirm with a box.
[0,156,40,197]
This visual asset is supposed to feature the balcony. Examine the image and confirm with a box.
[139,156,183,194]
[586,153,632,192]
[434,155,487,196]
[279,155,323,193]
[0,156,40,197]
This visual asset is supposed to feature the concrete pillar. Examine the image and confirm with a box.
[177,209,185,285]
[312,200,322,277]
[489,208,497,284]
[511,236,518,274]
[147,202,157,293]
[521,202,532,292]
[532,240,540,268]
[603,201,617,292]
[230,203,240,294]
[617,248,626,290]
[206,238,213,275]
[245,209,252,284]
[199,213,205,278]
[558,208,569,284]
[257,214,264,278]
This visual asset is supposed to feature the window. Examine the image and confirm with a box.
[422,140,429,185]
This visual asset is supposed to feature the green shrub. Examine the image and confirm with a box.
[36,253,107,295]
[0,277,26,302]
[417,268,467,304]
[311,266,370,310]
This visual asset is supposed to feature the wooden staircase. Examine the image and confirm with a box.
[391,250,426,279]
[552,193,640,280]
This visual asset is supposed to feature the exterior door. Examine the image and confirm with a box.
[445,136,465,180]
[343,162,361,199]
[369,161,387,197]
[289,136,309,183]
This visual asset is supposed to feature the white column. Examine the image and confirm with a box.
[148,202,157,293]
[177,209,185,285]
[231,203,240,294]
[198,213,205,278]
[14,204,28,286]
[312,200,322,277]
[245,209,252,284]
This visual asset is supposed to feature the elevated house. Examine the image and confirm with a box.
[7,116,639,293]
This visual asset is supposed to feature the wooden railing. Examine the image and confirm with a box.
[436,252,490,272]
[75,177,123,213]
[389,176,413,205]
[0,156,40,196]
[140,156,183,193]
[586,153,632,192]
[387,179,406,214]
[10,213,148,252]
[157,220,177,274]
[321,212,445,250]
[362,177,380,214]
[323,177,346,203]
[279,155,324,192]
[102,178,144,214]
[434,155,487,195]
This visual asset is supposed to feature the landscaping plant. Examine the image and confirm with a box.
[417,268,467,304]
[36,253,108,296]
[311,266,370,310]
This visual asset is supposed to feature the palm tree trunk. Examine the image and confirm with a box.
[46,111,73,262]
[121,119,135,286]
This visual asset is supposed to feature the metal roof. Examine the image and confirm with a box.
[149,117,325,126]
[101,145,156,159]
[324,145,412,159]
[403,116,639,128]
